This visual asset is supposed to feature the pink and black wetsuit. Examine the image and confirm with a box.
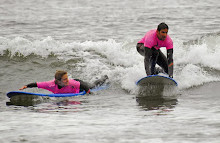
[26,79,90,94]
[25,75,109,94]
[137,29,173,50]
[37,79,80,94]
[136,29,173,77]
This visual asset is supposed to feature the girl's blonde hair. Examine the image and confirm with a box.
[55,70,67,84]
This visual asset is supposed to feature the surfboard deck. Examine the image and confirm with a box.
[136,75,178,97]
[7,84,109,98]
[136,75,178,86]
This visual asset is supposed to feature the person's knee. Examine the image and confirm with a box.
[136,43,143,48]
[137,43,145,56]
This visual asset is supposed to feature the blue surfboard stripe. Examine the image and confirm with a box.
[136,75,178,86]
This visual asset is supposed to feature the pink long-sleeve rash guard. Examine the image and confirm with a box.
[37,79,80,94]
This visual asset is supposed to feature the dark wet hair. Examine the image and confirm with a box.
[157,22,169,31]
[55,70,67,84]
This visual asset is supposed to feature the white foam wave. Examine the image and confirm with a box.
[1,35,220,92]
[174,35,220,88]
[0,36,62,57]
[176,36,220,70]
[176,64,219,89]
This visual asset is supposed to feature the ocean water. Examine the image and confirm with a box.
[0,0,220,142]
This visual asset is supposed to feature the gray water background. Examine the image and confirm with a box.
[0,0,220,143]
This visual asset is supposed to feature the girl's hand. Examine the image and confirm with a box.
[19,86,27,90]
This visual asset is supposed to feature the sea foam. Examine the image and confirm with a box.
[1,35,220,92]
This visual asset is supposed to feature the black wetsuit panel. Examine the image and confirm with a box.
[136,43,173,77]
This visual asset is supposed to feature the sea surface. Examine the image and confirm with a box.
[0,0,220,143]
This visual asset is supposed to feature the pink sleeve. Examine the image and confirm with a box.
[37,81,49,88]
[165,35,173,50]
[37,80,55,89]
[143,30,157,48]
